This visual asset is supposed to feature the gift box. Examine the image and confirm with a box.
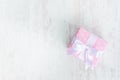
[68,27,107,69]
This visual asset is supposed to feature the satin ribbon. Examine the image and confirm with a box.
[72,37,100,67]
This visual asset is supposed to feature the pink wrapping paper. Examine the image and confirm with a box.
[68,27,107,69]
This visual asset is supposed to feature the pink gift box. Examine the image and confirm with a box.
[68,27,107,69]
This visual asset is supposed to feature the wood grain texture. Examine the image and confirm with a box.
[0,0,120,80]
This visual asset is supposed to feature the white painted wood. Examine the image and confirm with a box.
[0,0,120,80]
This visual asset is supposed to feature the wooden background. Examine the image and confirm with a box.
[0,0,120,80]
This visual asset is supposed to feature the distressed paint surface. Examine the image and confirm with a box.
[0,0,120,80]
